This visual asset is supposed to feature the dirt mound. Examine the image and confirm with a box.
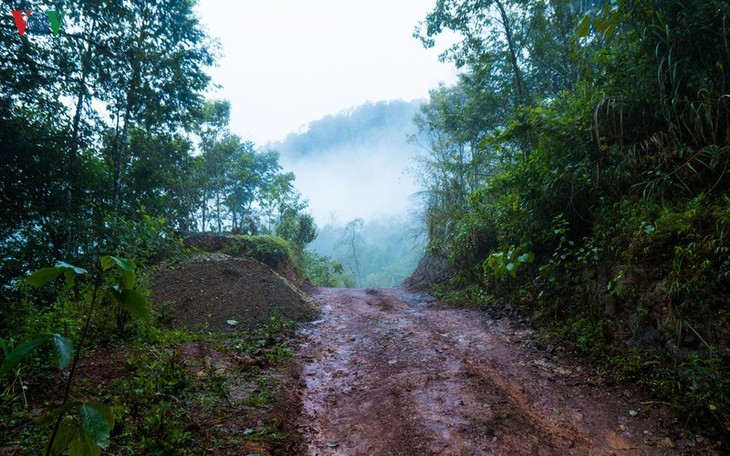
[150,254,318,332]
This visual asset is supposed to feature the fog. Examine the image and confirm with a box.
[269,99,427,286]
[280,145,420,225]
[272,99,424,226]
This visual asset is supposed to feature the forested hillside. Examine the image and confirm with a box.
[411,0,730,434]
[272,100,422,160]
[271,101,427,287]
[271,99,424,224]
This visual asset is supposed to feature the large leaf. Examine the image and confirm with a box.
[50,422,79,456]
[0,335,52,376]
[79,403,114,448]
[99,256,116,271]
[55,262,88,275]
[52,334,74,369]
[101,256,136,289]
[28,262,87,288]
[0,333,74,376]
[27,267,63,287]
[69,430,100,456]
[112,289,150,321]
[100,256,134,272]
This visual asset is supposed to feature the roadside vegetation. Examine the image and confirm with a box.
[0,259,304,454]
[412,0,729,437]
[0,2,319,453]
[415,0,730,435]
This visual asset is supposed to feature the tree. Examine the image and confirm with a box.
[0,0,216,278]
[276,211,317,250]
[339,219,364,288]
[99,0,213,212]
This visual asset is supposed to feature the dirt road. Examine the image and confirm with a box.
[297,287,679,455]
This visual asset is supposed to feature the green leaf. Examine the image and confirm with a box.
[36,401,82,426]
[27,267,63,287]
[80,403,114,448]
[576,16,591,37]
[517,252,535,263]
[121,271,135,290]
[28,263,86,288]
[55,262,88,275]
[100,256,116,271]
[112,289,150,321]
[1,333,74,376]
[52,334,74,369]
[51,422,79,456]
[69,430,100,456]
[101,256,134,272]
[0,335,52,376]
[101,256,136,289]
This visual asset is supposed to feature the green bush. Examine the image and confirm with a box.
[302,251,354,288]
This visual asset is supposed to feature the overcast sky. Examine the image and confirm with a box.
[195,0,458,145]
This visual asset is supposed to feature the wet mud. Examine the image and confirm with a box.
[297,287,678,455]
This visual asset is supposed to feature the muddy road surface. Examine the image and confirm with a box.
[297,287,679,455]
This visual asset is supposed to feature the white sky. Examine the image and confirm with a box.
[195,0,458,145]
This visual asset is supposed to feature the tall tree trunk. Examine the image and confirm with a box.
[494,0,528,106]
[65,17,97,255]
[201,188,208,232]
[351,235,362,288]
[111,28,143,214]
[216,176,222,232]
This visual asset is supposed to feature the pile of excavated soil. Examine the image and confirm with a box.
[150,254,318,332]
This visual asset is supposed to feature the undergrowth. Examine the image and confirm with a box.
[0,263,302,455]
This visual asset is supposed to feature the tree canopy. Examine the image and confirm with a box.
[0,0,314,284]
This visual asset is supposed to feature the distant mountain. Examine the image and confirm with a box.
[269,99,426,225]
[270,99,423,159]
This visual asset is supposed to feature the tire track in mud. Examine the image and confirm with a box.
[297,287,677,455]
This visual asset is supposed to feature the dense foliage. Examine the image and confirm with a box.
[0,1,315,292]
[414,0,730,433]
[1,2,317,452]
